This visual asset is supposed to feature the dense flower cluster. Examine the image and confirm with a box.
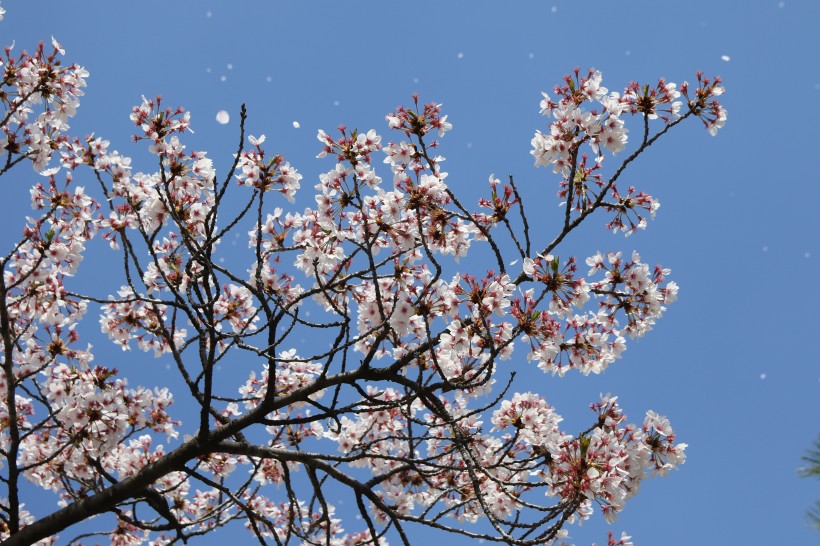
[236,134,302,201]
[20,365,177,488]
[0,13,725,545]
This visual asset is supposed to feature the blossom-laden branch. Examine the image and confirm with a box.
[0,23,725,546]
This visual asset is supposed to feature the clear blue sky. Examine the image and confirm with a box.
[3,1,819,544]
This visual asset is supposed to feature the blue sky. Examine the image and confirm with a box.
[3,1,819,544]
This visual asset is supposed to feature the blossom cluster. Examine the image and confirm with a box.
[19,364,177,493]
[586,250,678,338]
[100,286,188,355]
[236,134,302,202]
[534,395,687,524]
[323,390,686,533]
[531,69,726,238]
[0,36,88,173]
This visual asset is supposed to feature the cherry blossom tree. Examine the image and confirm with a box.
[0,9,727,546]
